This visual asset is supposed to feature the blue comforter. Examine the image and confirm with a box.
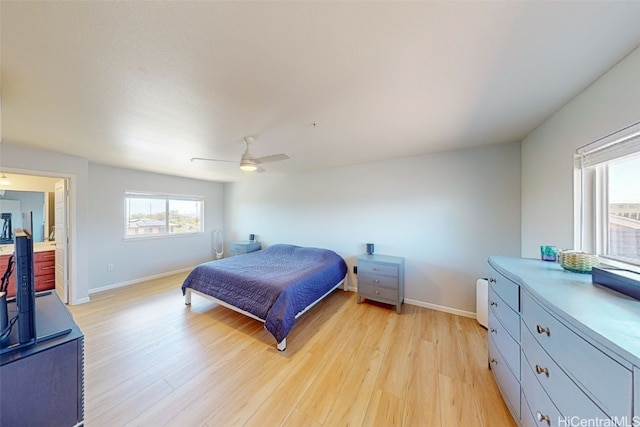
[181,244,347,343]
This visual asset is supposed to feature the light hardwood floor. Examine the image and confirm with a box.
[68,272,516,427]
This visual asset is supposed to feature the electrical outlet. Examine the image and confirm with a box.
[107,263,114,271]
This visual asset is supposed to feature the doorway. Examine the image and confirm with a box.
[0,172,71,303]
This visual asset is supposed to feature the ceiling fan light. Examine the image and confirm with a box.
[239,159,258,172]
[0,173,11,186]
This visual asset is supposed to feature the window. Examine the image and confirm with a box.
[124,192,203,238]
[607,155,640,263]
[576,122,640,267]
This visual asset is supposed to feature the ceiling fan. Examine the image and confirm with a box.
[190,136,290,173]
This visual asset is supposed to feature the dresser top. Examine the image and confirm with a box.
[489,255,640,367]
[358,254,404,265]
[1,292,83,365]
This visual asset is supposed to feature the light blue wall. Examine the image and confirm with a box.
[88,164,224,291]
[521,46,640,258]
[224,141,522,314]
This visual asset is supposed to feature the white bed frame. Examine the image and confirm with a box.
[184,274,348,351]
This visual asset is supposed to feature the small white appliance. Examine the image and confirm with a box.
[476,278,488,328]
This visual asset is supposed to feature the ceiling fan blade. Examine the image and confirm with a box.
[190,157,237,164]
[254,154,290,164]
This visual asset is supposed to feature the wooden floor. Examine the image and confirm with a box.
[68,273,516,427]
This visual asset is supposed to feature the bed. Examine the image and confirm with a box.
[181,244,348,350]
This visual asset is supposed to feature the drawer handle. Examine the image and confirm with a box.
[535,364,550,377]
[372,267,379,271]
[536,411,551,425]
[373,279,380,284]
[489,300,497,307]
[488,278,496,283]
[489,328,497,334]
[375,290,380,295]
[41,266,55,271]
[536,325,551,336]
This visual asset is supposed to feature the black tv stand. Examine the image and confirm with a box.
[0,292,84,426]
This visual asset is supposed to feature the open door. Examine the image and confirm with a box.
[54,179,69,303]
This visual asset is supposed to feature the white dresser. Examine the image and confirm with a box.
[488,256,639,426]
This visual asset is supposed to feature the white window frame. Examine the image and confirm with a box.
[124,191,204,240]
[575,121,640,271]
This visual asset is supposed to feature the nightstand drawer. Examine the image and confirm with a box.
[229,246,244,256]
[229,241,261,256]
[358,284,397,301]
[358,273,398,289]
[358,261,398,277]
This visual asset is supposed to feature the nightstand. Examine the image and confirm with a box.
[229,241,261,256]
[357,254,405,313]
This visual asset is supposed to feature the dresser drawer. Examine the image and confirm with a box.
[358,261,398,277]
[521,291,632,418]
[488,265,519,312]
[489,335,520,420]
[489,286,520,342]
[358,273,398,289]
[358,283,397,302]
[521,361,562,427]
[489,309,520,379]
[521,326,609,420]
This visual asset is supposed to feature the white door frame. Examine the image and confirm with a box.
[1,168,74,304]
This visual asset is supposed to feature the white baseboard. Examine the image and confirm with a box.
[88,267,193,295]
[347,287,476,319]
[404,297,476,319]
[87,274,477,321]
[70,296,91,305]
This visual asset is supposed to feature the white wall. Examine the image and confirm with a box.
[521,46,640,258]
[88,164,224,291]
[224,141,521,315]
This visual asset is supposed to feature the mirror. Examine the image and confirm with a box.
[0,173,60,246]
[0,190,47,242]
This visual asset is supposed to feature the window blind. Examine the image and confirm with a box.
[576,121,640,168]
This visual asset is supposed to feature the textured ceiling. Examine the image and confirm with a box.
[2,1,640,182]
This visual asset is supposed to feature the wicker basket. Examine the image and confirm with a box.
[558,251,599,273]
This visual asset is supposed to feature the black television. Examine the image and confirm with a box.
[15,227,36,345]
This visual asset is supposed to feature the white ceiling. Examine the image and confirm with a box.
[2,1,640,182]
